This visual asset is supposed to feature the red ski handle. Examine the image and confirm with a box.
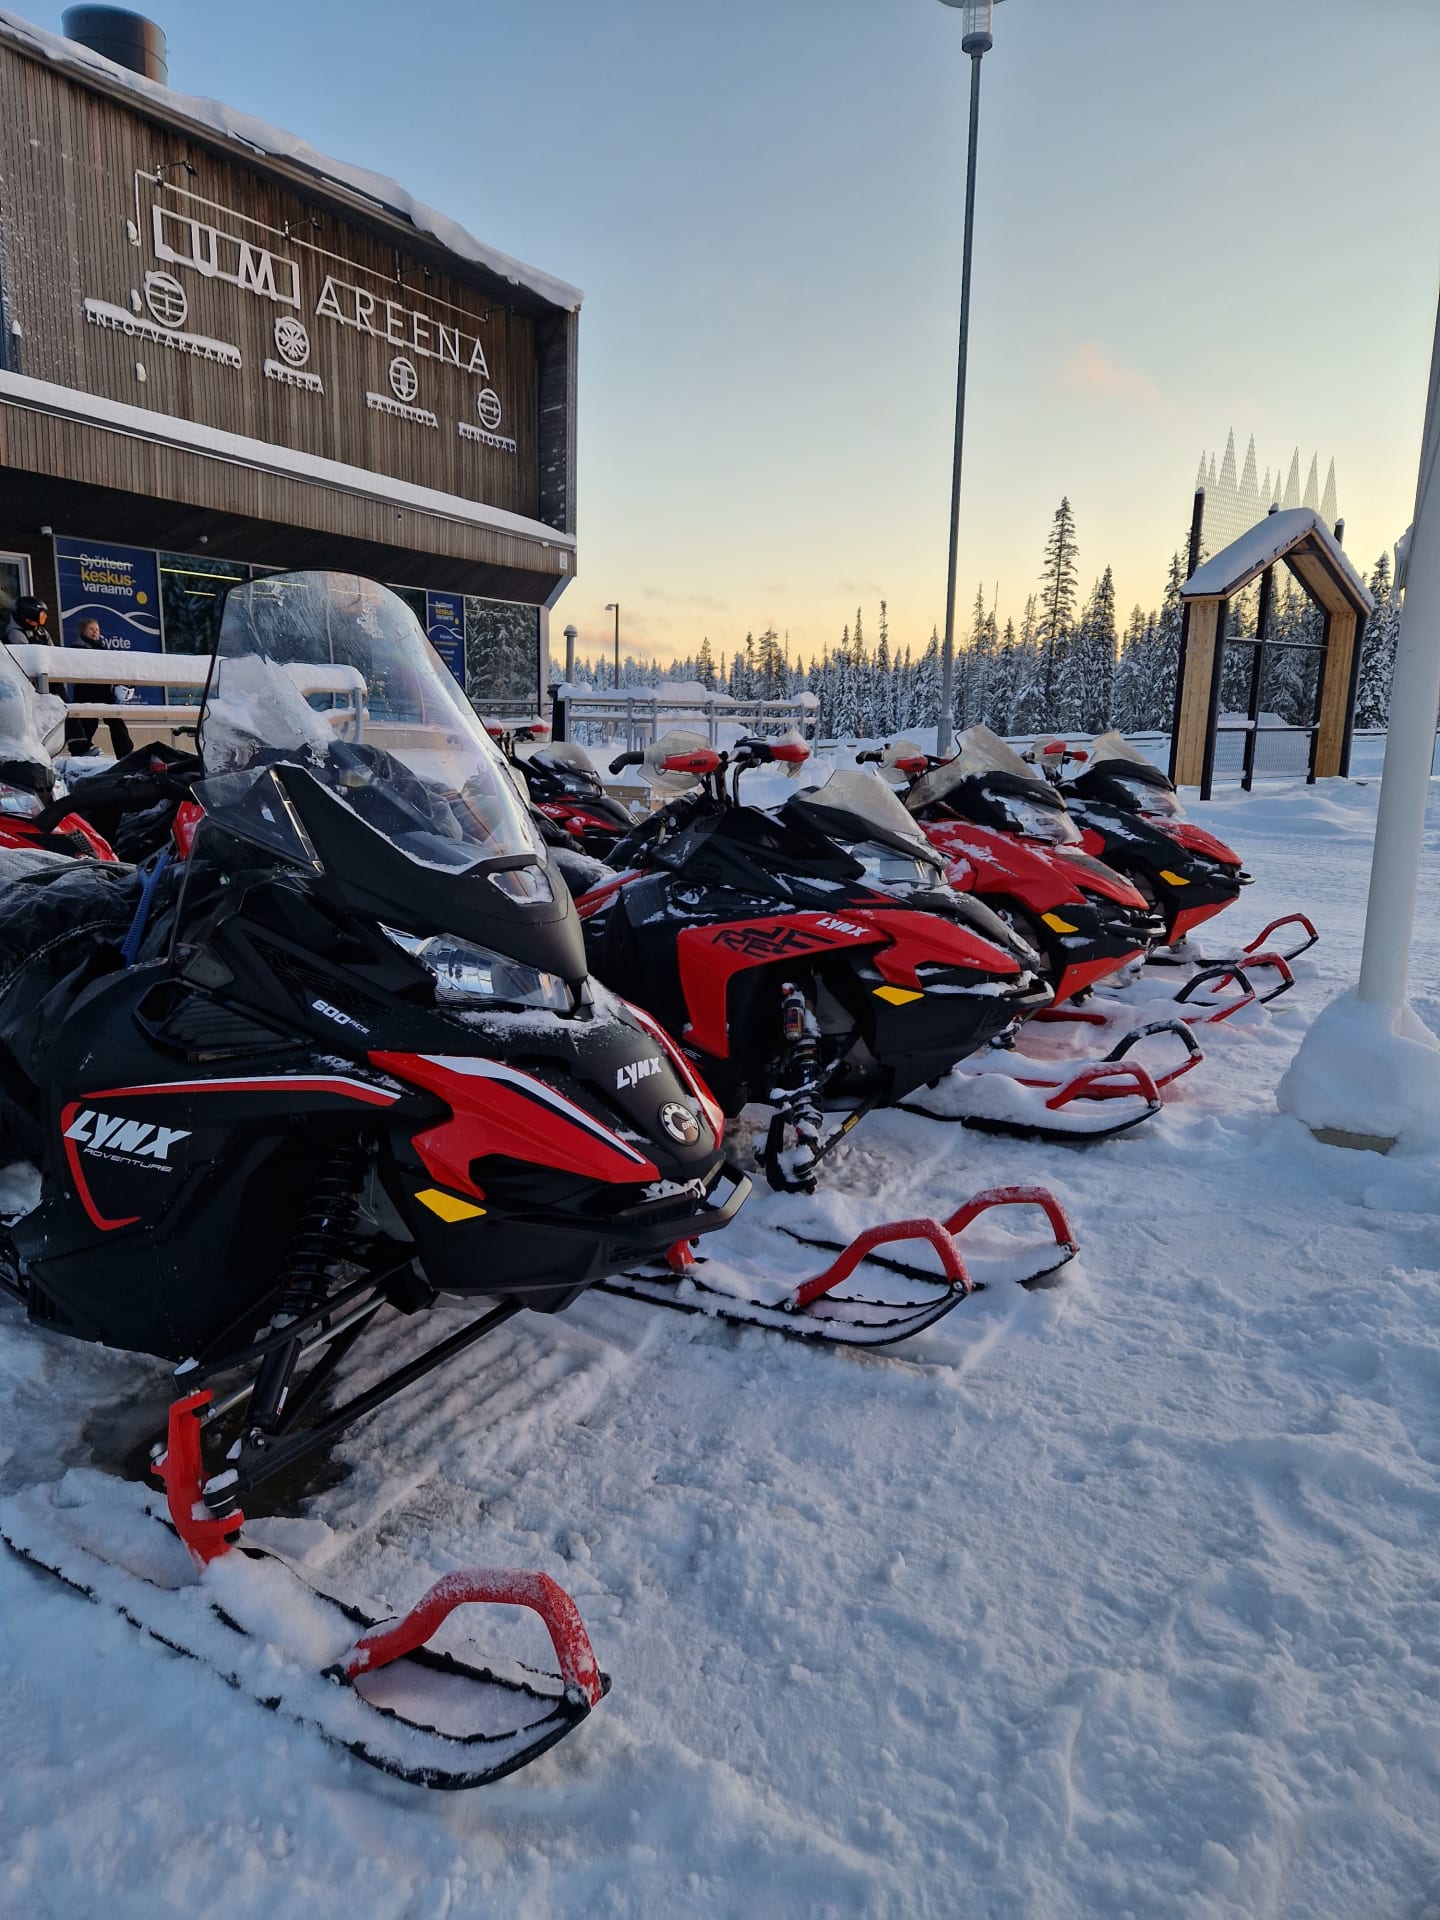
[943,1184,1077,1255]
[342,1568,605,1711]
[152,1388,245,1567]
[1242,913,1318,961]
[787,1217,971,1312]
[1042,1061,1160,1110]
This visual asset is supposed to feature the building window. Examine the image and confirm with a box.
[0,551,32,618]
[159,553,249,656]
[465,597,539,714]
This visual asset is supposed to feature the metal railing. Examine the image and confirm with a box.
[551,689,817,752]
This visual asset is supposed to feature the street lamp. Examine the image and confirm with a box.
[605,602,621,691]
[935,0,1006,757]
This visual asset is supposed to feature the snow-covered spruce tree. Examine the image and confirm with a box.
[1354,552,1398,729]
[1069,566,1117,733]
[695,634,717,692]
[1110,603,1157,734]
[755,628,787,701]
[873,602,894,738]
[1035,497,1080,719]
[1146,549,1189,734]
[909,629,942,733]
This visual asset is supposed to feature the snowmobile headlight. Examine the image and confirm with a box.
[385,928,573,1011]
[998,795,1080,845]
[0,786,43,817]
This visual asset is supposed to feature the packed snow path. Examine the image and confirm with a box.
[4,767,1440,1919]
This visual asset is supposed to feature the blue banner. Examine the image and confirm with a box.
[54,538,164,706]
[426,591,466,687]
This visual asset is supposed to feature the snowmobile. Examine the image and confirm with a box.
[1042,731,1317,976]
[0,571,771,1786]
[578,730,1083,1180]
[493,726,637,858]
[777,759,1200,1137]
[0,637,116,860]
[891,727,1301,1024]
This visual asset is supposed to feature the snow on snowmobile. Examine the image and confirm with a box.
[780,760,1201,1137]
[1044,731,1317,976]
[0,571,772,1786]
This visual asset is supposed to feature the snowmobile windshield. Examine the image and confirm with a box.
[197,572,545,877]
[906,725,1045,812]
[530,741,603,790]
[0,643,59,797]
[1085,732,1181,816]
[790,770,942,870]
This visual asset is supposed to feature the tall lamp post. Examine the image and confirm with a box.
[935,0,1006,758]
[605,601,621,691]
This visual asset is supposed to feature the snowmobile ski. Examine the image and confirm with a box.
[601,1215,977,1346]
[776,1185,1078,1293]
[0,1395,608,1791]
[899,1044,1171,1141]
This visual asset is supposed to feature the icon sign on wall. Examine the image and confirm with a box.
[426,592,465,687]
[54,538,165,706]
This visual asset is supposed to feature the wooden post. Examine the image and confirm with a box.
[1167,488,1207,783]
[1171,597,1220,787]
[1199,597,1230,802]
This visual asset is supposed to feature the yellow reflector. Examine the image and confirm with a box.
[415,1187,487,1223]
[873,985,924,1007]
[1041,912,1079,934]
[1158,869,1190,887]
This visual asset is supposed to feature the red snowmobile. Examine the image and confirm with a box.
[890,727,1305,1026]
[565,734,1081,1331]
[1044,731,1317,975]
[492,726,638,859]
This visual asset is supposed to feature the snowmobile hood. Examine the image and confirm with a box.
[1163,819,1243,867]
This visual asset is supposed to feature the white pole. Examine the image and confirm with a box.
[1356,285,1440,1011]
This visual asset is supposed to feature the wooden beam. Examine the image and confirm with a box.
[1314,607,1358,777]
[1173,597,1220,786]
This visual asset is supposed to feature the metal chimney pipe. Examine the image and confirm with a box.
[61,7,168,83]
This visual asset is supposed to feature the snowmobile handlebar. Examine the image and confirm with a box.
[609,750,645,773]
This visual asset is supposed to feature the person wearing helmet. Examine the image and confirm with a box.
[4,596,49,647]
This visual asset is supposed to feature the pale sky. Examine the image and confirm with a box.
[35,0,1440,664]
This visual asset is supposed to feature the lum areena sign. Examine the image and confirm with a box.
[80,173,518,458]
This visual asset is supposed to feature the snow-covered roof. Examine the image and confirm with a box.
[0,9,582,316]
[1182,508,1373,612]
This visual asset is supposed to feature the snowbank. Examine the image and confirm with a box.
[1277,989,1440,1151]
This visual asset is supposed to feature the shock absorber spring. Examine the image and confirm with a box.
[777,981,822,1156]
[241,1136,368,1445]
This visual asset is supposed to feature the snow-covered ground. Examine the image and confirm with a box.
[5,761,1440,1919]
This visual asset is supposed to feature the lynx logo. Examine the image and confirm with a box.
[817,916,868,938]
[63,1110,192,1161]
[616,1057,663,1092]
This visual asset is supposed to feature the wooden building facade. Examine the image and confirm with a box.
[0,11,579,708]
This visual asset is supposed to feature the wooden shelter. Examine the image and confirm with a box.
[1171,508,1374,789]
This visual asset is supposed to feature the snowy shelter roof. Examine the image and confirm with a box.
[1181,508,1373,617]
[0,9,583,317]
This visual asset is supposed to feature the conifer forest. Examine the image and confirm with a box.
[568,498,1402,741]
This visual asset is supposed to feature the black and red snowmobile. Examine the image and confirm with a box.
[572,731,1079,1329]
[892,726,1303,1026]
[0,571,765,1787]
[1047,731,1317,976]
[777,756,1202,1136]
[493,726,637,859]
